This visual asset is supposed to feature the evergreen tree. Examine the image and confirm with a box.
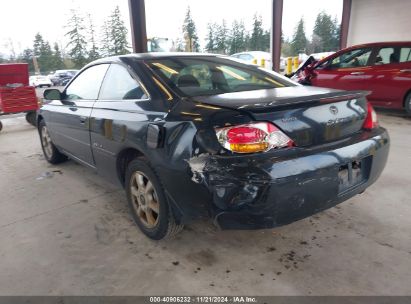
[50,43,64,71]
[33,33,44,57]
[229,20,247,54]
[182,6,200,52]
[19,48,35,73]
[174,38,185,52]
[312,12,339,52]
[261,29,271,52]
[32,33,54,72]
[333,16,341,50]
[108,6,130,55]
[205,23,217,53]
[87,13,100,61]
[249,14,264,51]
[100,20,112,57]
[215,20,229,54]
[65,9,88,68]
[291,18,307,55]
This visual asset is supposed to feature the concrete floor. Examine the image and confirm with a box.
[0,111,410,296]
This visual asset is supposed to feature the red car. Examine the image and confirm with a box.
[292,42,411,115]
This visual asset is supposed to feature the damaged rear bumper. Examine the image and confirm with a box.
[194,129,389,230]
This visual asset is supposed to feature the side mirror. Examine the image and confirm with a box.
[44,89,62,100]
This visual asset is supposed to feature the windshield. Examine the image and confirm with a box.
[146,56,296,97]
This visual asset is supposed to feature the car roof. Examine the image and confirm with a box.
[349,41,411,48]
[316,41,411,64]
[89,52,226,65]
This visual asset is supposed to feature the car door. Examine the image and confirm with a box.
[89,63,152,184]
[311,47,374,91]
[51,64,109,166]
[365,45,411,109]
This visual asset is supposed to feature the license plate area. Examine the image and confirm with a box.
[338,157,371,194]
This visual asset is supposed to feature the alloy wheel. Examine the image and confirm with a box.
[41,126,53,159]
[130,171,160,228]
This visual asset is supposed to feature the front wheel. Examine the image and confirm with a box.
[125,158,184,240]
[38,120,67,164]
[405,92,411,116]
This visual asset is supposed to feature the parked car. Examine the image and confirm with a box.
[38,53,389,240]
[309,51,335,61]
[49,70,79,86]
[29,75,52,88]
[291,42,411,115]
[231,51,283,70]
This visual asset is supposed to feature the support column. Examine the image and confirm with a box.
[128,0,148,53]
[340,0,352,49]
[271,0,283,72]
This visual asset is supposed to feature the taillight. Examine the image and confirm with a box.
[215,122,294,153]
[362,102,378,130]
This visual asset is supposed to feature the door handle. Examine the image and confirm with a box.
[79,116,87,124]
[400,69,411,73]
[350,72,365,75]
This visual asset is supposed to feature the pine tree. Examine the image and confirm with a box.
[65,9,88,68]
[312,12,339,53]
[87,13,100,61]
[249,14,264,51]
[205,23,217,53]
[20,48,35,73]
[261,29,271,52]
[50,43,64,71]
[291,18,307,55]
[229,20,247,54]
[215,20,228,54]
[333,16,341,50]
[108,6,130,55]
[100,20,112,57]
[33,33,44,57]
[182,6,200,52]
[32,33,54,72]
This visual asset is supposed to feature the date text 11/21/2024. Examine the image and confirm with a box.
[149,296,258,303]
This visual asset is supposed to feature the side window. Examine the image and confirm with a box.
[65,64,109,100]
[375,48,394,64]
[99,64,148,100]
[238,54,253,61]
[329,48,372,69]
[375,47,396,65]
[400,47,411,63]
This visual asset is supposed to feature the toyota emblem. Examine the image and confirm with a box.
[329,105,338,115]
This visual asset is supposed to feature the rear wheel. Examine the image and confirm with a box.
[405,92,411,116]
[25,111,37,126]
[38,120,67,164]
[0,121,2,132]
[125,158,184,240]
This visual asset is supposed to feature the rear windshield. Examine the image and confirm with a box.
[146,57,295,97]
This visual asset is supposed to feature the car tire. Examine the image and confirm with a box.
[38,120,67,164]
[0,121,3,132]
[405,92,411,116]
[25,111,37,126]
[125,158,184,240]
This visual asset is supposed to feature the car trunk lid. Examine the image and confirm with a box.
[190,86,369,146]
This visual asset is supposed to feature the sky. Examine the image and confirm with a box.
[0,0,342,56]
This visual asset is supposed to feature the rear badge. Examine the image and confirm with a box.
[329,105,339,115]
